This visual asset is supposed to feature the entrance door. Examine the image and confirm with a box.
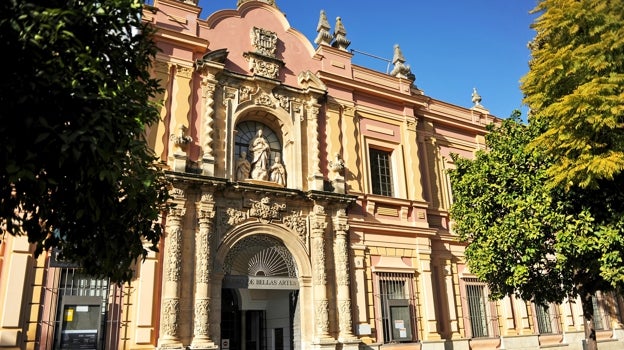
[221,287,297,350]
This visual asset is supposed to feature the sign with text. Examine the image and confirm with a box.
[223,276,299,290]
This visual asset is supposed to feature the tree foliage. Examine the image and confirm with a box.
[449,112,622,306]
[521,0,624,189]
[0,0,169,283]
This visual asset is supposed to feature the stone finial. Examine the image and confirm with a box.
[331,17,351,51]
[471,87,483,107]
[315,10,332,46]
[389,44,415,80]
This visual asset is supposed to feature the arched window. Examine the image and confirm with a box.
[235,121,282,161]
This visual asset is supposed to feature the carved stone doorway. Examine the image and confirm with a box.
[221,235,301,350]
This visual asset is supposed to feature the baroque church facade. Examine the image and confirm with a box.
[1,1,624,350]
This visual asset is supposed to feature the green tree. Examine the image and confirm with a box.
[0,0,169,283]
[449,112,623,350]
[521,0,624,189]
[520,1,624,346]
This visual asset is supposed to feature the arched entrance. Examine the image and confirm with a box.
[220,235,301,350]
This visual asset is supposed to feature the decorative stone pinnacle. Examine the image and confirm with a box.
[331,17,351,51]
[315,10,332,46]
[472,87,483,107]
[389,44,415,81]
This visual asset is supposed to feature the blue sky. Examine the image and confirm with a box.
[196,1,538,119]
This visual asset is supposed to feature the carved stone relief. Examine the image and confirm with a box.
[250,27,277,57]
[316,299,330,333]
[194,298,210,336]
[249,197,285,223]
[162,298,180,337]
[282,210,307,242]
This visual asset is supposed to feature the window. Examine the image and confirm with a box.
[535,304,556,334]
[462,279,498,338]
[374,273,417,343]
[369,148,393,196]
[592,294,610,330]
[38,266,122,350]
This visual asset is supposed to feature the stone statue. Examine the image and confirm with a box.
[249,128,270,180]
[269,155,286,186]
[236,151,251,181]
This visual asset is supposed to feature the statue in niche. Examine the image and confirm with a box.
[269,155,286,186]
[236,151,251,181]
[249,128,270,180]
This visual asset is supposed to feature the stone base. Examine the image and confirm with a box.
[312,338,338,350]
[189,343,219,350]
[340,339,361,350]
[201,156,215,176]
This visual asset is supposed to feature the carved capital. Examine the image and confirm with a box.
[175,65,193,79]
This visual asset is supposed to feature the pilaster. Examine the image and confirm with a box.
[443,259,461,339]
[340,104,361,192]
[149,60,172,163]
[307,103,324,191]
[168,64,194,172]
[198,63,222,176]
[419,254,442,340]
[401,114,424,201]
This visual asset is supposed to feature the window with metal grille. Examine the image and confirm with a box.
[592,294,610,330]
[369,148,393,196]
[461,280,498,338]
[374,272,417,343]
[38,267,121,350]
[535,304,553,334]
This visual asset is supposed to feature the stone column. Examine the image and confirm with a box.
[307,103,324,190]
[190,189,218,349]
[310,204,331,341]
[158,186,186,349]
[332,210,356,342]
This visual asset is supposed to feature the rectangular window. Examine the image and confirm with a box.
[461,279,498,338]
[466,284,489,337]
[374,273,417,343]
[370,148,393,196]
[535,304,553,334]
[38,267,121,350]
[592,294,610,330]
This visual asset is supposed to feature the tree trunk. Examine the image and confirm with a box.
[581,292,598,350]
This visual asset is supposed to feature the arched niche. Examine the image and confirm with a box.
[232,105,300,188]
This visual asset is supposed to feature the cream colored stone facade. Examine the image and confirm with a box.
[1,1,624,350]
